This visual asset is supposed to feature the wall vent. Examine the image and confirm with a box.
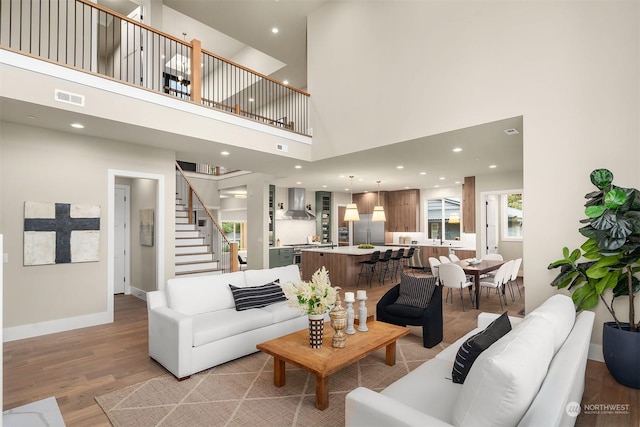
[55,89,85,107]
[276,143,288,152]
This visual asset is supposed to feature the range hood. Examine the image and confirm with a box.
[284,188,316,220]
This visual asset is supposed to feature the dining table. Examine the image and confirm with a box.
[453,259,505,309]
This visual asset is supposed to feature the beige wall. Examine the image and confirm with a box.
[308,1,640,351]
[130,179,158,292]
[0,122,176,331]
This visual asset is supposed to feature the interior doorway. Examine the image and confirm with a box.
[114,184,130,294]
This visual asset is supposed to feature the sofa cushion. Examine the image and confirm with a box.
[192,308,274,346]
[382,357,463,424]
[229,280,286,311]
[451,315,555,427]
[526,294,576,353]
[452,311,511,384]
[244,264,301,286]
[394,274,437,308]
[166,271,246,315]
[259,301,304,323]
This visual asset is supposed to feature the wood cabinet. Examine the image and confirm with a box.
[387,189,419,232]
[462,176,476,233]
[352,192,386,215]
[454,249,477,260]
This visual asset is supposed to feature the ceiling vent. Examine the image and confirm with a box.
[55,89,85,107]
[504,128,519,135]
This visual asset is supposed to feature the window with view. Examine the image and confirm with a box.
[222,222,246,251]
[503,193,523,239]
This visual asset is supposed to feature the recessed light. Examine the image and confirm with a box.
[358,178,364,181]
[489,164,497,169]
[344,188,349,191]
[283,80,289,85]
[364,190,369,193]
[452,147,462,152]
[71,123,84,129]
[419,172,426,175]
[504,128,519,135]
[322,185,327,188]
[271,27,279,34]
[455,181,461,184]
[439,177,445,180]
[434,185,440,188]
[221,151,230,156]
[296,181,302,185]
[295,165,302,169]
[249,98,254,102]
[404,186,410,189]
[396,165,404,169]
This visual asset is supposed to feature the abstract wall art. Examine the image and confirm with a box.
[24,201,101,266]
[140,208,154,247]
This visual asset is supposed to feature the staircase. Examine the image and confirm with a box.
[175,200,220,276]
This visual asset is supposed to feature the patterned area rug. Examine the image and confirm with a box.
[95,333,443,427]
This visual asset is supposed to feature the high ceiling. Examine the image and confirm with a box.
[3,0,523,195]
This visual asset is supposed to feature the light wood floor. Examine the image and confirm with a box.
[3,270,639,426]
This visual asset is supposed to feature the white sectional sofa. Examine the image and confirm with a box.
[147,264,308,379]
[346,294,595,427]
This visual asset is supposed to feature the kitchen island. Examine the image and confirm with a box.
[301,246,408,286]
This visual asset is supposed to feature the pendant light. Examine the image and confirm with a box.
[344,176,360,221]
[371,180,386,222]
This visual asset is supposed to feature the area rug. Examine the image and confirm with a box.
[96,333,444,427]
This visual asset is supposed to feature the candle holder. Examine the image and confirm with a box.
[357,295,368,332]
[345,297,356,335]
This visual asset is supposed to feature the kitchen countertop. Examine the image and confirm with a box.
[300,245,409,255]
[385,243,475,251]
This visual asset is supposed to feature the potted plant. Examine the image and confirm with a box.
[548,168,640,389]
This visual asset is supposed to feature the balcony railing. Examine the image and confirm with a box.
[0,0,310,135]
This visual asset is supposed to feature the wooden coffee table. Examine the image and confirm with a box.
[256,320,410,410]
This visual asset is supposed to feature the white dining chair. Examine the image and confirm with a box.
[506,258,523,301]
[448,253,460,262]
[438,263,474,311]
[439,255,451,264]
[428,257,441,282]
[479,260,512,310]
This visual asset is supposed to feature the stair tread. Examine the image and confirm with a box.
[176,268,224,276]
[176,260,220,266]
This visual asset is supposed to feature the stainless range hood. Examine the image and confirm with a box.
[284,188,315,220]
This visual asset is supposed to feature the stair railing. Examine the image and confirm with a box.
[176,162,239,273]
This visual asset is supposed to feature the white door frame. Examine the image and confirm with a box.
[108,169,165,322]
[480,189,523,257]
[114,184,131,294]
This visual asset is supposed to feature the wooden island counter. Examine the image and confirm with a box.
[301,246,408,287]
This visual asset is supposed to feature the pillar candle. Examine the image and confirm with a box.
[357,290,367,299]
[344,292,355,302]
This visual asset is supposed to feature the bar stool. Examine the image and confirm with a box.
[402,247,416,274]
[388,248,405,282]
[357,250,380,288]
[376,249,393,284]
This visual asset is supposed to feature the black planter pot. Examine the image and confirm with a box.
[602,322,640,389]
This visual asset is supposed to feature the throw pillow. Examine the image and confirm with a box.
[394,273,437,308]
[452,311,512,384]
[229,279,285,311]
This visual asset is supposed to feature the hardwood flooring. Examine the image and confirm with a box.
[3,270,639,426]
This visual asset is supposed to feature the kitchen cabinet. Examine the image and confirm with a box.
[454,249,477,260]
[315,191,332,244]
[462,176,476,233]
[387,189,419,232]
[268,185,275,246]
[353,192,383,215]
[269,247,293,268]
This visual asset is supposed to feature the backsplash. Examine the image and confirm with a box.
[275,219,316,245]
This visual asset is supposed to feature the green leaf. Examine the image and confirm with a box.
[585,205,606,218]
[569,248,582,262]
[562,247,569,258]
[590,169,613,189]
[604,188,627,209]
[550,268,579,289]
[591,211,617,230]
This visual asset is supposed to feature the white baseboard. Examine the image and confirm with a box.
[588,343,604,362]
[130,287,147,301]
[3,311,112,342]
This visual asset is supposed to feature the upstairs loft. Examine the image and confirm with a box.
[0,0,312,167]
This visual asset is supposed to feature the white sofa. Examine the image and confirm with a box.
[346,294,595,427]
[147,264,308,379]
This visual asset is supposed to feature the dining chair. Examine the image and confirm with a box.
[506,257,523,301]
[448,253,461,262]
[478,260,512,310]
[483,253,504,261]
[437,263,475,312]
[439,255,451,264]
[238,255,248,270]
[357,250,380,288]
[428,257,441,283]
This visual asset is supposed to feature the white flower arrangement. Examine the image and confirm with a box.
[282,266,338,315]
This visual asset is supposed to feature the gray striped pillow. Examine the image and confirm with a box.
[229,280,285,311]
[394,273,437,308]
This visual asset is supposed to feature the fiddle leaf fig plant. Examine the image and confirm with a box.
[548,168,640,332]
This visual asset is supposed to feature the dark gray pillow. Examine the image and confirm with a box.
[452,311,512,384]
[229,279,284,311]
[394,273,437,308]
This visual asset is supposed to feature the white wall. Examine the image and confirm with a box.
[308,1,640,353]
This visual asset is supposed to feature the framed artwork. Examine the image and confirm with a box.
[23,201,101,265]
[140,209,154,247]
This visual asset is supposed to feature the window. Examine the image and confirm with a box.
[502,193,523,240]
[222,221,246,251]
[427,198,461,241]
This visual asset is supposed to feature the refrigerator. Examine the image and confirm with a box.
[353,214,386,246]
